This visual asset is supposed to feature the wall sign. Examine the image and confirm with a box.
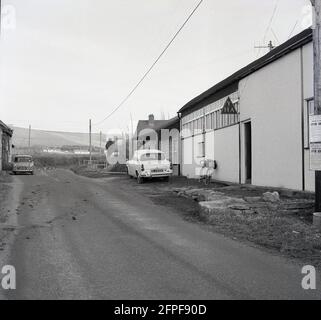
[309,115,321,170]
[221,97,237,114]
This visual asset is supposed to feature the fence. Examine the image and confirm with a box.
[81,160,108,169]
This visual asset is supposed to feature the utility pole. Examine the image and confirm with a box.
[28,125,31,154]
[130,112,134,158]
[0,0,2,34]
[311,0,321,212]
[89,119,92,164]
[99,131,102,155]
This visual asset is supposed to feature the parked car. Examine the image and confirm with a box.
[126,149,172,183]
[12,155,34,175]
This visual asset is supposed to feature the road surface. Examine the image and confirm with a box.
[0,168,320,299]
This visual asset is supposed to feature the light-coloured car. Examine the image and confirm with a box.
[12,155,34,175]
[126,149,172,183]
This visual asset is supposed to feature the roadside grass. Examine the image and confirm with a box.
[71,162,127,177]
[204,209,321,267]
[132,178,321,269]
[33,154,106,169]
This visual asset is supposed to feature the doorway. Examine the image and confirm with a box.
[244,121,252,184]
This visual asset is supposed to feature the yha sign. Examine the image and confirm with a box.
[1,265,16,290]
[221,97,238,115]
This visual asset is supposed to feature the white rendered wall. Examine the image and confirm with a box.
[239,49,303,190]
[212,125,239,183]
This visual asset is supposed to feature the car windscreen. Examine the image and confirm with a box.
[15,157,32,163]
[140,153,165,161]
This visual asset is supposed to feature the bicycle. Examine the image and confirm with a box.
[199,159,217,185]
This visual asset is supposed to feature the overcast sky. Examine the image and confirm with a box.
[0,0,312,134]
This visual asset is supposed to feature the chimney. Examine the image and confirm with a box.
[148,114,154,124]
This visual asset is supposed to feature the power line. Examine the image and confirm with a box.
[271,27,280,44]
[92,0,204,126]
[241,0,279,95]
[288,19,298,39]
[254,0,279,58]
[262,0,279,45]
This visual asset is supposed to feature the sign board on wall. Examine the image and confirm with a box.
[221,97,237,114]
[310,115,321,170]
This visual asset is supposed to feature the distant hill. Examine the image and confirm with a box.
[12,127,106,148]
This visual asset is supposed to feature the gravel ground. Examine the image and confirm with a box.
[148,183,321,269]
[0,173,13,251]
[4,168,319,299]
[0,173,12,222]
[72,167,321,269]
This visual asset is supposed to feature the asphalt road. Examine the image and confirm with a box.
[0,168,320,299]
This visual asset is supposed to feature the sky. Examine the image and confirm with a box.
[0,0,312,134]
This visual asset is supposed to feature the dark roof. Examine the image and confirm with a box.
[156,116,179,130]
[179,28,312,114]
[135,116,180,138]
[135,119,170,135]
[0,120,13,136]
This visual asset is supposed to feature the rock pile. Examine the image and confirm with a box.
[172,187,314,222]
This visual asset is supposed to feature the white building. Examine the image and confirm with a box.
[133,115,181,175]
[179,28,314,192]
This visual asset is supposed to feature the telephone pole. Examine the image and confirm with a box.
[130,112,134,158]
[28,125,31,154]
[311,0,321,212]
[89,119,92,164]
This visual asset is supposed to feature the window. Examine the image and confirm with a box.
[213,100,239,130]
[308,99,315,115]
[195,119,198,130]
[205,114,213,130]
[181,95,239,137]
[198,141,205,158]
[14,156,32,163]
[198,118,203,131]
[172,137,179,164]
[140,152,165,161]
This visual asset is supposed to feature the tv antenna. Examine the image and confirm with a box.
[255,40,275,52]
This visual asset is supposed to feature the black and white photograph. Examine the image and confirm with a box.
[0,0,321,306]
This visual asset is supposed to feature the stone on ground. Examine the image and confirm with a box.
[262,191,280,203]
